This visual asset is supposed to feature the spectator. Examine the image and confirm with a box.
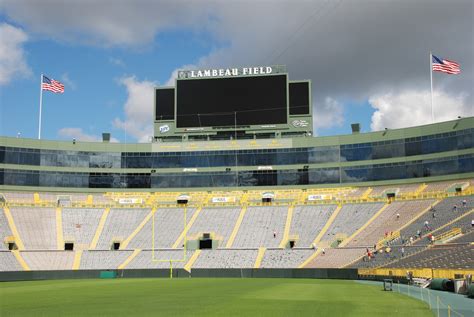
[401,247,405,257]
[273,231,276,238]
[424,221,430,231]
[432,211,436,218]
[396,213,400,220]
[462,199,467,207]
[321,248,325,255]
[471,219,474,228]
[409,236,414,244]
[453,204,457,212]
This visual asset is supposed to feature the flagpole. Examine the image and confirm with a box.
[38,74,44,139]
[430,52,434,123]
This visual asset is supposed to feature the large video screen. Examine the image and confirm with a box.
[289,82,310,115]
[155,88,175,121]
[176,74,287,128]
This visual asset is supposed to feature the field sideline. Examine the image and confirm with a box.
[0,278,432,316]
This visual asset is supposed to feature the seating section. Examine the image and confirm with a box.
[2,192,34,203]
[62,208,102,249]
[369,184,420,197]
[80,250,133,270]
[96,208,150,250]
[321,203,384,244]
[10,207,57,250]
[22,251,74,270]
[382,245,474,269]
[348,199,435,247]
[452,230,474,243]
[0,209,13,250]
[193,249,258,268]
[0,188,472,271]
[0,251,22,271]
[127,250,192,269]
[399,196,474,244]
[260,249,314,268]
[290,205,337,247]
[306,248,364,268]
[186,207,241,247]
[232,206,288,248]
[127,207,197,249]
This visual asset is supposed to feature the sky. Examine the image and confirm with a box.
[0,0,472,143]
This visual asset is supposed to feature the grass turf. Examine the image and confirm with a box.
[0,278,432,316]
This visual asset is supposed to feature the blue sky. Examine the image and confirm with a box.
[0,1,472,142]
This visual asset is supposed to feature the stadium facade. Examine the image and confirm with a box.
[0,117,473,191]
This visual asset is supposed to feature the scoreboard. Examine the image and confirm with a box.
[154,66,312,140]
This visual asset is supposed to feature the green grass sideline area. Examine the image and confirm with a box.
[0,278,432,316]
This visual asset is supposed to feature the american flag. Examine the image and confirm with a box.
[432,55,461,75]
[42,75,65,93]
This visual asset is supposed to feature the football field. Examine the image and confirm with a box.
[0,278,432,316]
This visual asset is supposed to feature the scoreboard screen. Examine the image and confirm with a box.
[289,82,310,115]
[176,74,287,128]
[155,88,175,121]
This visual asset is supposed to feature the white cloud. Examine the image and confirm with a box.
[0,1,212,47]
[113,76,156,142]
[0,23,31,85]
[58,127,119,142]
[60,73,76,90]
[313,97,344,132]
[369,89,472,131]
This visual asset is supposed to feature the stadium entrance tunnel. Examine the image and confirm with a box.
[112,242,121,250]
[199,239,212,249]
[64,242,74,251]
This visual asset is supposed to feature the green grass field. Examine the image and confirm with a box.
[0,278,432,316]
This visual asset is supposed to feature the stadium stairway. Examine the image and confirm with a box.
[172,207,203,248]
[56,207,64,250]
[338,203,389,247]
[118,249,141,269]
[253,247,266,268]
[3,207,25,250]
[12,250,30,271]
[72,250,82,270]
[311,204,342,245]
[89,208,110,250]
[278,205,295,248]
[225,205,248,248]
[120,208,156,249]
[184,250,202,272]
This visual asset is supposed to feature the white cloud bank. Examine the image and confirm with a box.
[113,76,156,142]
[0,23,31,85]
[58,127,119,142]
[369,89,472,131]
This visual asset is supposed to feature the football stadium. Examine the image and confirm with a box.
[0,65,473,316]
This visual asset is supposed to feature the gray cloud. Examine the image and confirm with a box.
[3,0,472,135]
